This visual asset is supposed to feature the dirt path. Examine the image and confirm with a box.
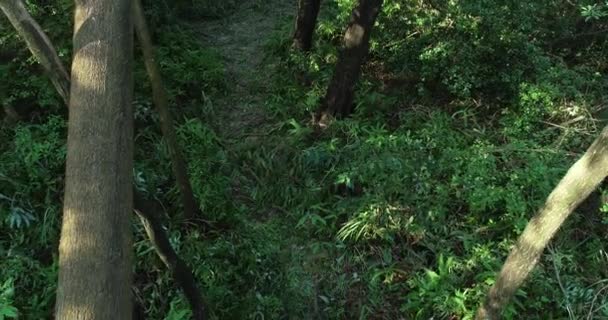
[184,5,336,317]
[185,4,329,317]
[191,0,294,140]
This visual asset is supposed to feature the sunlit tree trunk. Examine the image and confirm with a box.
[55,0,134,318]
[315,0,383,122]
[5,4,208,317]
[475,125,608,320]
[293,0,321,51]
[0,0,70,105]
[133,0,199,222]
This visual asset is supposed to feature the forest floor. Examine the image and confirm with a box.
[183,1,330,317]
[3,0,607,318]
[177,2,608,318]
[189,3,297,221]
[192,1,293,140]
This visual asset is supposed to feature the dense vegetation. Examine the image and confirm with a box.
[1,0,607,318]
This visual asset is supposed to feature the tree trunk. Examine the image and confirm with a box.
[315,0,383,122]
[133,192,208,320]
[55,0,134,318]
[133,0,199,222]
[292,0,321,51]
[5,4,209,317]
[1,0,200,223]
[475,125,608,320]
[0,0,70,105]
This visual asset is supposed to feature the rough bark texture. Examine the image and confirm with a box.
[315,0,383,121]
[5,5,206,318]
[475,125,608,320]
[0,0,70,105]
[134,192,208,320]
[292,0,321,51]
[133,0,199,221]
[55,0,134,318]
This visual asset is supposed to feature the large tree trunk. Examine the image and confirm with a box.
[292,0,321,51]
[475,125,608,320]
[5,3,208,317]
[55,0,134,318]
[133,0,199,222]
[1,0,199,223]
[0,0,70,105]
[315,0,383,122]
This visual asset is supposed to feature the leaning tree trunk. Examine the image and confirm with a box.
[134,191,208,320]
[0,0,70,105]
[55,0,134,318]
[475,125,608,320]
[315,0,383,122]
[292,0,321,51]
[133,0,199,222]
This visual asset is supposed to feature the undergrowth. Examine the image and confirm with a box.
[1,0,608,319]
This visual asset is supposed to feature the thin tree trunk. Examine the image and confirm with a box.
[134,192,208,320]
[476,125,608,320]
[315,0,383,122]
[132,0,199,222]
[293,0,321,51]
[0,0,70,105]
[5,3,209,318]
[55,0,134,318]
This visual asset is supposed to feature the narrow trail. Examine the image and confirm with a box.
[191,0,294,141]
[185,4,329,317]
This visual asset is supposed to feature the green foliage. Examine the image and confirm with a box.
[0,279,18,319]
[256,0,608,316]
[174,0,238,20]
[2,0,608,318]
[155,26,227,100]
[0,0,72,116]
[0,115,64,317]
[581,2,608,21]
[176,119,234,221]
[0,116,65,238]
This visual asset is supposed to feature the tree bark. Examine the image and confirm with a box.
[315,0,383,122]
[5,3,209,318]
[134,192,208,320]
[0,0,70,106]
[475,125,608,320]
[1,0,199,222]
[133,0,199,222]
[292,0,321,51]
[55,0,134,318]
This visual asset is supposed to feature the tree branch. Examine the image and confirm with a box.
[0,0,70,105]
[132,0,200,222]
[134,192,208,320]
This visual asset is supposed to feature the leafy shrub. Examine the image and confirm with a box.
[0,116,65,317]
